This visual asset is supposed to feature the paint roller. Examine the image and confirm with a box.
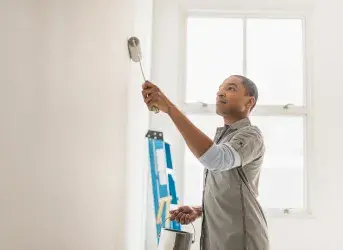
[128,37,159,113]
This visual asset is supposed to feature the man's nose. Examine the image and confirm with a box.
[217,91,225,97]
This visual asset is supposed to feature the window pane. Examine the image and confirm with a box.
[183,114,304,209]
[246,19,304,106]
[250,116,304,170]
[259,167,304,209]
[250,116,304,209]
[186,17,243,103]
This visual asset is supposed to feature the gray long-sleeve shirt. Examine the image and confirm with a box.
[199,118,269,250]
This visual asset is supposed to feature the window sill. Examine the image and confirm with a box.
[264,208,315,219]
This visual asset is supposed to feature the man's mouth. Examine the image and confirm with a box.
[216,99,227,104]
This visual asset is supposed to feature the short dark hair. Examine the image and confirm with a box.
[232,75,258,110]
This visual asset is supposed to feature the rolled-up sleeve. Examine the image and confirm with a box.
[198,143,242,172]
[229,127,264,167]
[198,127,264,171]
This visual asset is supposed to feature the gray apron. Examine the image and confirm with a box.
[200,118,269,250]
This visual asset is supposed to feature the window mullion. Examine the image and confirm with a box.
[182,103,308,116]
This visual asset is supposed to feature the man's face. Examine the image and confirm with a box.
[216,76,254,117]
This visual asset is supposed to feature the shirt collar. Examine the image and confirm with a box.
[217,117,251,131]
[214,117,251,142]
[228,117,251,130]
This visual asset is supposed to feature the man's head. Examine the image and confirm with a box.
[216,75,258,117]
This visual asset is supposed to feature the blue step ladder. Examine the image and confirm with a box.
[146,130,181,243]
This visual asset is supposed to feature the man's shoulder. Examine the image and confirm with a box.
[235,124,264,141]
[231,124,265,153]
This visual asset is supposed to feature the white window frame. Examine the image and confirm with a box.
[179,10,314,218]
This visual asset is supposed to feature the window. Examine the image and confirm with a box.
[183,15,308,214]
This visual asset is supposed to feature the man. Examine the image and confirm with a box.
[141,75,269,250]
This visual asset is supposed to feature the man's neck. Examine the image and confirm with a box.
[223,115,248,125]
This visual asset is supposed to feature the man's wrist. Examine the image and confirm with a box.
[167,103,177,116]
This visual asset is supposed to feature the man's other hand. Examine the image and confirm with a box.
[169,206,199,225]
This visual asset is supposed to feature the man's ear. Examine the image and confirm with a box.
[245,97,255,110]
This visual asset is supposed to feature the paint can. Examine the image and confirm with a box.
[158,218,195,250]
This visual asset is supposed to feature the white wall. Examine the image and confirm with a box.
[0,1,151,250]
[125,0,153,249]
[151,0,343,249]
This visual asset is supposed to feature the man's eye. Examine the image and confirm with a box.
[228,87,236,91]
